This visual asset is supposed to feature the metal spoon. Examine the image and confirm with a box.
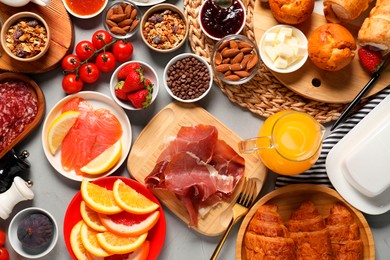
[214,0,233,8]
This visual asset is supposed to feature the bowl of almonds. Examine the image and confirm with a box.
[211,34,260,85]
[103,0,141,39]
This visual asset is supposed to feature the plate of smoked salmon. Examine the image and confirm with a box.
[236,184,375,259]
[127,102,267,236]
[42,91,132,182]
[63,176,166,260]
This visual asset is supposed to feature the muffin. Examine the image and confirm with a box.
[269,0,314,24]
[308,23,356,71]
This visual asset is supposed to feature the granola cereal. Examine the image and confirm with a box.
[5,18,48,59]
[143,9,186,50]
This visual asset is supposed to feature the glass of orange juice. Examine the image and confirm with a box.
[239,110,325,175]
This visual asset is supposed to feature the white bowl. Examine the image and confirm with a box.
[163,53,213,103]
[110,61,159,110]
[8,207,58,259]
[259,24,308,74]
[198,0,246,41]
[62,0,108,19]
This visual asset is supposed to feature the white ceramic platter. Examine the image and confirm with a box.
[132,0,166,6]
[326,94,390,215]
[41,91,132,182]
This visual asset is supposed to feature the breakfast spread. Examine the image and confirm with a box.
[244,201,363,259]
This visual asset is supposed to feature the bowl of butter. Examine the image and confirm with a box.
[259,24,308,74]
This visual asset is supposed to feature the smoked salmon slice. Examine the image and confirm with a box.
[60,98,122,175]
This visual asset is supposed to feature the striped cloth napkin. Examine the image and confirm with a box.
[275,87,390,188]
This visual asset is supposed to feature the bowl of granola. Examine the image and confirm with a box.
[140,3,188,53]
[1,12,51,62]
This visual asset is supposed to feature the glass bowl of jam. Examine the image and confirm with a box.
[199,0,246,41]
[62,0,108,19]
[211,34,260,85]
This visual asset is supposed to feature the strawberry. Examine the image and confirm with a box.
[127,89,152,108]
[117,62,141,80]
[144,78,154,92]
[358,46,383,74]
[120,68,145,93]
[115,87,128,101]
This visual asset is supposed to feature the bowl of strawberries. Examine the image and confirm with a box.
[110,61,159,110]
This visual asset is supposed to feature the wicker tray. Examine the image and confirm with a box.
[184,0,348,123]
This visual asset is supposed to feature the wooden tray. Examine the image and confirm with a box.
[236,184,375,259]
[127,102,268,236]
[253,0,390,104]
[0,72,45,159]
[0,0,73,74]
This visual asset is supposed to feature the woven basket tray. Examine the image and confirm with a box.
[184,0,348,123]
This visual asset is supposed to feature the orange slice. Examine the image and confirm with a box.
[80,222,110,257]
[112,179,159,214]
[96,231,148,255]
[99,210,160,236]
[80,200,107,232]
[81,179,123,215]
[70,220,90,260]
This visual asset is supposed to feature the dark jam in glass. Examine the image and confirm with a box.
[200,0,245,39]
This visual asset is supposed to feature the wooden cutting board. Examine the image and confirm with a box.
[253,0,390,104]
[127,102,268,236]
[236,184,375,259]
[0,0,73,74]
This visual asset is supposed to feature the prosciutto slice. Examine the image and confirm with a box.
[145,124,245,226]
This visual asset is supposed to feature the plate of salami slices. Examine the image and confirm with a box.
[0,72,45,159]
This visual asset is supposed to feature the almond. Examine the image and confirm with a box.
[130,8,138,20]
[231,52,244,64]
[234,70,251,77]
[215,52,223,65]
[217,40,229,52]
[129,19,139,32]
[240,54,251,68]
[229,40,238,49]
[238,41,253,49]
[221,48,241,58]
[240,47,254,54]
[229,63,242,71]
[246,54,259,70]
[110,14,127,23]
[215,64,230,72]
[125,5,132,17]
[118,19,133,27]
[224,74,241,81]
[110,26,127,35]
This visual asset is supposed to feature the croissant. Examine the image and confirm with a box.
[286,200,333,260]
[244,204,296,260]
[323,0,374,23]
[358,0,390,51]
[325,203,364,260]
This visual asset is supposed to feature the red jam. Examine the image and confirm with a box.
[64,0,105,16]
[200,0,245,39]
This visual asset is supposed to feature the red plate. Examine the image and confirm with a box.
[63,176,166,259]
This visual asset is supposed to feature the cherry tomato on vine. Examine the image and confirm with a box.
[95,52,116,73]
[0,230,5,247]
[92,30,113,50]
[0,247,9,260]
[62,74,83,94]
[75,40,95,61]
[112,40,133,62]
[61,54,81,71]
[79,63,100,83]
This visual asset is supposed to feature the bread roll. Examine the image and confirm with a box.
[269,0,314,24]
[244,204,296,260]
[358,0,390,51]
[323,0,373,23]
[325,203,364,260]
[308,23,356,71]
[286,200,333,259]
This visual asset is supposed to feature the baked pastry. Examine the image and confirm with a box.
[286,200,333,259]
[244,204,296,259]
[308,23,357,71]
[269,0,314,24]
[323,0,374,23]
[325,203,364,259]
[358,0,390,51]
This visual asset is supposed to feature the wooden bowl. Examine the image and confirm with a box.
[0,72,45,159]
[1,12,51,62]
[236,184,375,259]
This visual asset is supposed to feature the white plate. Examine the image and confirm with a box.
[132,0,166,6]
[326,94,390,215]
[41,91,132,182]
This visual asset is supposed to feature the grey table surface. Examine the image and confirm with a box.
[1,0,390,259]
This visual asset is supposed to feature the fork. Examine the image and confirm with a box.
[210,177,259,260]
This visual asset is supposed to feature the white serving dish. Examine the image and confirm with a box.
[41,91,132,182]
[326,94,390,215]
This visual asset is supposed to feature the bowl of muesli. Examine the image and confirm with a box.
[1,12,51,62]
[140,3,188,53]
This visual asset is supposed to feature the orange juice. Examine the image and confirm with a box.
[257,111,325,175]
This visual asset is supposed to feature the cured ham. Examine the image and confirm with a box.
[145,124,245,226]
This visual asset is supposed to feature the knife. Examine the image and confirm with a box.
[331,53,390,131]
